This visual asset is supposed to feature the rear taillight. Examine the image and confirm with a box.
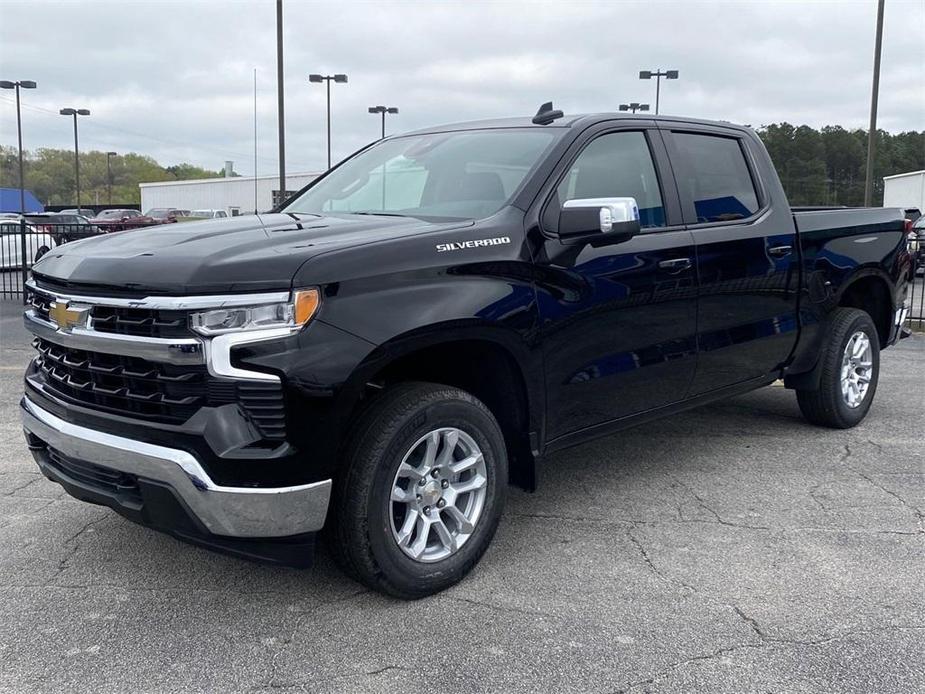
[904,219,913,233]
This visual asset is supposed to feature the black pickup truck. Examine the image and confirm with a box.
[21,109,913,598]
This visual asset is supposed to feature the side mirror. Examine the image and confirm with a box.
[559,197,641,243]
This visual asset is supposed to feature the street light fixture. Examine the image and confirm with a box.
[619,103,650,114]
[308,73,348,170]
[59,107,91,212]
[368,105,399,139]
[638,69,679,115]
[106,151,117,205]
[1,79,37,294]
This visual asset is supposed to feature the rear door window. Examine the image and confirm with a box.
[671,132,760,223]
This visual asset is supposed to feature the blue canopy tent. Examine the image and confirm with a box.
[0,188,43,213]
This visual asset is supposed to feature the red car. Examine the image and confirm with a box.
[90,208,158,232]
[144,208,191,224]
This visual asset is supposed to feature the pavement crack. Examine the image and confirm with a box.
[52,511,110,580]
[839,443,925,529]
[667,473,770,530]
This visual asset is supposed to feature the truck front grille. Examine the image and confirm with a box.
[32,337,286,439]
[28,288,190,339]
[34,337,207,423]
[91,306,190,338]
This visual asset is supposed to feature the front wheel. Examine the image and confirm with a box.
[327,382,507,599]
[796,308,880,429]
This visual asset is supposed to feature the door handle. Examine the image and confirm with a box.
[768,245,793,258]
[658,257,692,273]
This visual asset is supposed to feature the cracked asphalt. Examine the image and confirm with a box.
[1,297,923,693]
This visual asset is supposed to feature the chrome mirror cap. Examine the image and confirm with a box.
[562,197,639,232]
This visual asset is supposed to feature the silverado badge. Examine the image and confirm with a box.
[48,301,89,332]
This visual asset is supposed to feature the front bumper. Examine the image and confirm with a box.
[22,395,332,560]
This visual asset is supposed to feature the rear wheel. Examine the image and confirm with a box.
[328,382,507,599]
[796,308,880,429]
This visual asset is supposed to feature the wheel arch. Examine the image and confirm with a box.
[340,323,543,491]
[834,269,894,348]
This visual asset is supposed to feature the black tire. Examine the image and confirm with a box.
[327,382,507,599]
[34,246,49,263]
[796,308,880,429]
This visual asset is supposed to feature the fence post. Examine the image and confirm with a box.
[19,218,28,304]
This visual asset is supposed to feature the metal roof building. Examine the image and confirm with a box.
[139,172,320,216]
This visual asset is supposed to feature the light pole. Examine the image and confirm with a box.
[308,73,348,170]
[0,80,37,215]
[0,79,36,295]
[864,0,885,207]
[59,107,90,211]
[106,151,117,204]
[276,0,286,204]
[639,69,678,115]
[619,103,650,114]
[368,105,399,139]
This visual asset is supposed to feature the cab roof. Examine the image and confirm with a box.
[402,113,752,137]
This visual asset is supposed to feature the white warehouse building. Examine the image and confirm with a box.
[883,170,925,211]
[139,171,320,217]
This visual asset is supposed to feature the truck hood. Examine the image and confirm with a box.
[33,212,470,294]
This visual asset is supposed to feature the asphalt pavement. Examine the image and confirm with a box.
[1,298,922,693]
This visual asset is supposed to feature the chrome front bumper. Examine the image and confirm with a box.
[21,396,331,538]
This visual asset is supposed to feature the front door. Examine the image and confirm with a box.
[533,128,699,442]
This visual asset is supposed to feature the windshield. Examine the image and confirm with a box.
[282,129,558,220]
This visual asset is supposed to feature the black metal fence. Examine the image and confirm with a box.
[0,221,104,300]
[1,220,924,332]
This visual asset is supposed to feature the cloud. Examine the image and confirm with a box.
[1,0,922,176]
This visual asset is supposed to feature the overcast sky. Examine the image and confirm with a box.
[1,0,923,177]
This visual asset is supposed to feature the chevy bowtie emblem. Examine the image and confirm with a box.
[48,301,89,332]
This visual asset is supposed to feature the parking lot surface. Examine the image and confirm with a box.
[1,298,922,693]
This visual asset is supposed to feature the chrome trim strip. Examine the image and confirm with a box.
[21,396,331,538]
[24,310,205,365]
[27,280,289,310]
[204,328,292,382]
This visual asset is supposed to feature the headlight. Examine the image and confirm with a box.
[190,288,320,336]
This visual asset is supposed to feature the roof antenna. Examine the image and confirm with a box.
[532,101,564,125]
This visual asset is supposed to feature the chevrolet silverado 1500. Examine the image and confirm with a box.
[21,108,913,597]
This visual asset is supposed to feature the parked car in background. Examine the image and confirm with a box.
[144,208,191,224]
[90,208,156,232]
[911,216,925,275]
[24,213,100,244]
[59,208,96,218]
[185,209,228,219]
[0,220,55,269]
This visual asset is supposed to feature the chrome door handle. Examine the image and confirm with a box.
[658,257,692,273]
[768,245,793,257]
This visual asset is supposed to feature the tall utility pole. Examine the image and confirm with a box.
[368,105,399,139]
[309,73,348,169]
[106,151,117,204]
[276,0,286,205]
[639,69,679,115]
[864,0,885,207]
[59,107,90,211]
[0,80,36,214]
[0,79,37,296]
[254,68,259,215]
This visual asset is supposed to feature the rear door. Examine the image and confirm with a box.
[532,125,699,441]
[662,126,799,394]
